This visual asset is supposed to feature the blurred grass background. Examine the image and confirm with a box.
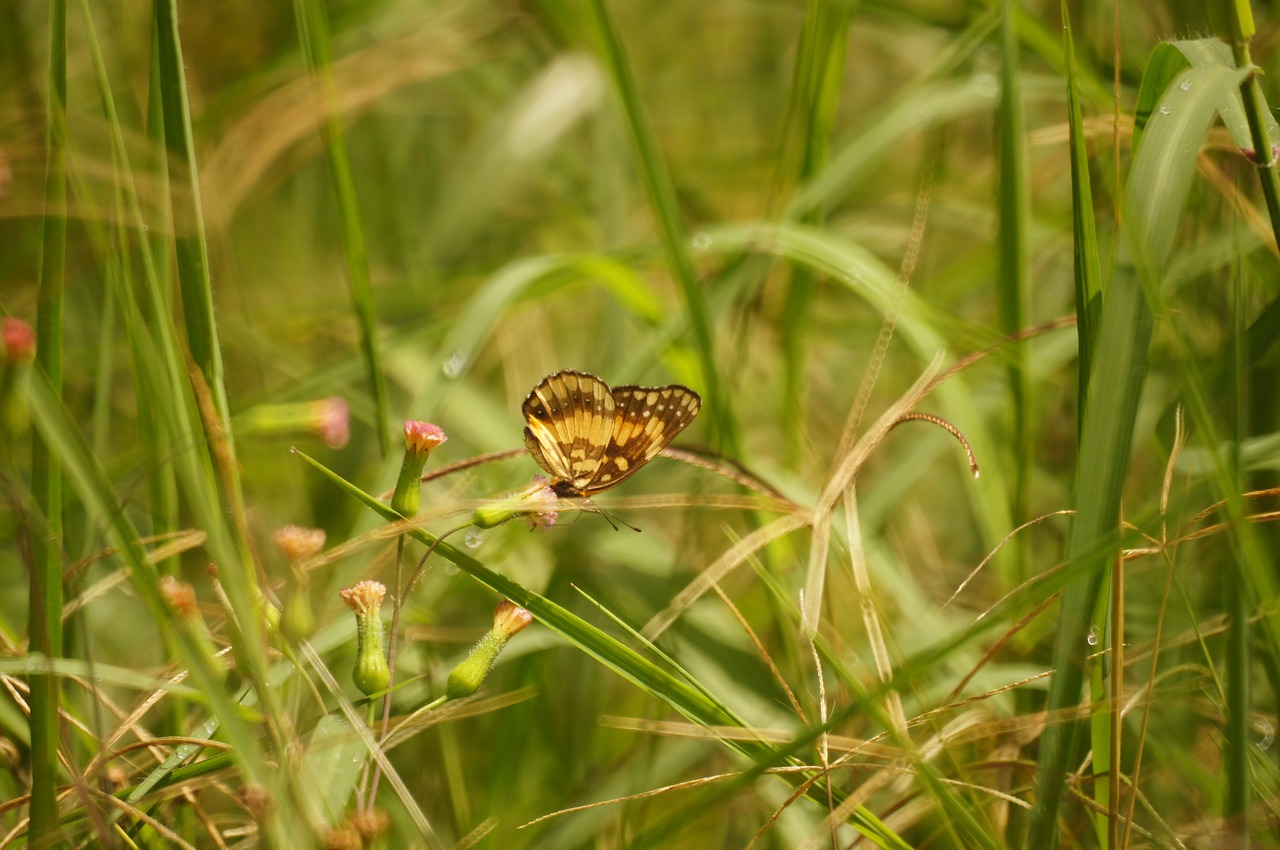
[2,0,1280,847]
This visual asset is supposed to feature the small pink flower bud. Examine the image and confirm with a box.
[340,581,389,695]
[404,420,447,458]
[158,576,197,616]
[471,477,560,529]
[273,524,326,562]
[391,421,448,516]
[340,580,386,616]
[2,318,35,364]
[311,397,349,449]
[445,599,533,700]
[492,599,533,639]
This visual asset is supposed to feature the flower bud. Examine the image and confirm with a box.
[0,317,35,441]
[2,318,36,364]
[470,478,559,530]
[390,421,447,516]
[445,600,532,700]
[236,397,349,449]
[273,524,326,562]
[340,581,389,695]
[158,576,197,616]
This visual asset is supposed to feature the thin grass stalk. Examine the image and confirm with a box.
[148,0,263,642]
[1061,0,1102,426]
[28,0,68,841]
[1108,552,1124,848]
[778,0,852,462]
[1064,7,1117,839]
[1086,589,1109,846]
[152,0,231,432]
[580,0,733,455]
[997,0,1030,569]
[294,0,391,456]
[143,13,179,576]
[1224,237,1250,831]
[1225,0,1280,245]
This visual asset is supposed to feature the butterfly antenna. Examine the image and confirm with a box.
[594,501,641,533]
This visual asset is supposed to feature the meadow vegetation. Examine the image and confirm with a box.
[1,0,1279,847]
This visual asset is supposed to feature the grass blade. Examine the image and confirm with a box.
[294,0,392,455]
[27,0,68,842]
[581,0,732,454]
[1028,55,1252,849]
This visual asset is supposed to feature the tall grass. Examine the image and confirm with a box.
[2,1,1279,848]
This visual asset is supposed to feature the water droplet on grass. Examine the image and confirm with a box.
[464,529,483,549]
[442,352,466,379]
[1257,720,1274,750]
[971,72,999,98]
[1086,626,1099,646]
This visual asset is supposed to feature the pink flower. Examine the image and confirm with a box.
[492,599,533,639]
[404,420,447,458]
[2,318,35,364]
[312,397,349,449]
[273,525,326,561]
[339,580,386,616]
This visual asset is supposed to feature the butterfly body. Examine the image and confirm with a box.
[522,370,701,497]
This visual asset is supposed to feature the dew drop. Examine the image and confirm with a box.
[1086,626,1099,646]
[1179,79,1192,92]
[1257,720,1274,751]
[464,529,483,549]
[442,352,466,379]
[690,232,712,251]
[1158,103,1171,116]
[971,72,999,99]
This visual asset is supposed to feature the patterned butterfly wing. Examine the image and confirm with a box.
[522,370,616,495]
[586,383,701,495]
[522,370,701,497]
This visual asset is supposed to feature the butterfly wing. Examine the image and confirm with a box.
[573,383,701,495]
[522,370,616,491]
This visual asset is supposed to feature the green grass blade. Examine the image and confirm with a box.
[581,0,732,454]
[1028,56,1252,849]
[153,0,232,432]
[997,0,1030,556]
[28,0,68,841]
[1061,1,1102,422]
[294,0,391,455]
[1062,4,1110,838]
[778,0,853,459]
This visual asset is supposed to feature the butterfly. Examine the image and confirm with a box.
[523,369,702,498]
